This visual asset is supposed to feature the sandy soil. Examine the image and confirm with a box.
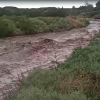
[0,21,100,100]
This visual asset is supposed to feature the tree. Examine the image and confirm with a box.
[85,2,94,12]
[96,0,100,9]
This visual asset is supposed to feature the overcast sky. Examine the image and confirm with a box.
[0,1,98,8]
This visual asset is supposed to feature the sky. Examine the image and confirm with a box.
[0,1,98,8]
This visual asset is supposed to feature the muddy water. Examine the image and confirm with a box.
[0,21,100,99]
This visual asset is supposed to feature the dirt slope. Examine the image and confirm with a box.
[0,21,100,100]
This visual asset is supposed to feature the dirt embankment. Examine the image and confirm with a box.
[0,21,100,100]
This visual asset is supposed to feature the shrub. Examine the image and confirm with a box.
[0,16,89,38]
[62,34,100,99]
[16,18,48,35]
[29,18,48,33]
[49,18,72,32]
[16,18,35,35]
[67,17,90,28]
[79,18,90,26]
[36,17,72,32]
[68,18,83,28]
[35,17,60,25]
[0,18,20,38]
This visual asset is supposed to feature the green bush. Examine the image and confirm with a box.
[16,18,48,34]
[62,34,100,99]
[0,18,20,38]
[35,17,60,25]
[16,18,35,35]
[16,17,73,34]
[0,16,89,38]
[49,18,72,32]
[83,19,90,26]
[79,18,90,26]
[36,17,73,32]
[29,18,48,33]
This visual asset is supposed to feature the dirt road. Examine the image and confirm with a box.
[0,21,100,99]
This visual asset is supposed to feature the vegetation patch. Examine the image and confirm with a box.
[0,16,89,38]
[0,18,20,38]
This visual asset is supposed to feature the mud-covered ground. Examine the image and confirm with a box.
[0,21,100,100]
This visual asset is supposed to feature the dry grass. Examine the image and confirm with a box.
[67,16,85,28]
